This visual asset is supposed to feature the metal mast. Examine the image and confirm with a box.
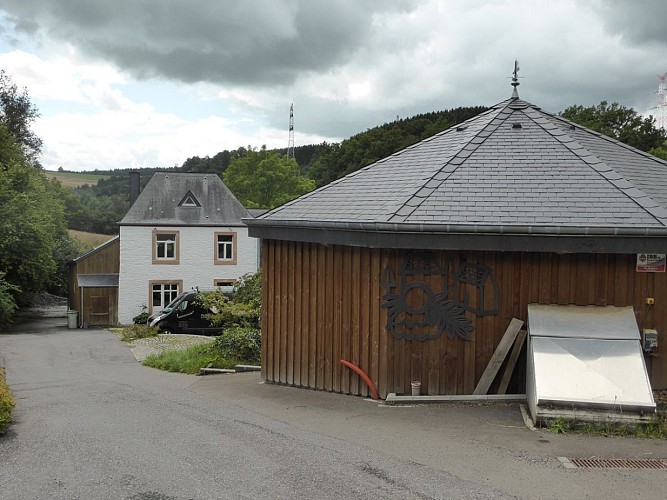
[287,103,295,159]
[654,73,667,130]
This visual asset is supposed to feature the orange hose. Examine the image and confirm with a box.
[339,359,380,400]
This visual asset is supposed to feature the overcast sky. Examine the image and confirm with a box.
[0,0,666,172]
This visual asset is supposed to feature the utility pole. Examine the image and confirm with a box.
[287,103,295,159]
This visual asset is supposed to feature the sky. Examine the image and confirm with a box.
[0,0,666,172]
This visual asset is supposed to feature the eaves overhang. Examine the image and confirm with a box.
[244,218,667,254]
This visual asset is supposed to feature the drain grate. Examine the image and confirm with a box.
[558,457,667,470]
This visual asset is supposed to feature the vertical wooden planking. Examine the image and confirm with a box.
[360,248,372,397]
[293,242,303,386]
[286,241,295,385]
[595,254,609,306]
[613,254,627,306]
[301,243,311,387]
[339,246,351,394]
[538,253,552,304]
[556,254,571,304]
[279,241,289,383]
[377,249,389,398]
[309,244,319,388]
[261,240,271,381]
[350,247,362,395]
[272,241,282,381]
[316,244,326,390]
[323,245,335,391]
[574,254,589,305]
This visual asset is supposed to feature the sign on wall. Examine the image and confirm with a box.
[381,253,499,342]
[636,253,666,273]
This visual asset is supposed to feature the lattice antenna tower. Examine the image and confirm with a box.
[287,103,295,159]
[654,73,667,130]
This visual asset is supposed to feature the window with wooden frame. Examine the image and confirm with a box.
[214,232,237,265]
[214,278,236,295]
[152,230,180,264]
[149,280,183,313]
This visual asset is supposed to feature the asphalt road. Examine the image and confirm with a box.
[1,312,666,500]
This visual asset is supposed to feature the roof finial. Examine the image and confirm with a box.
[511,60,520,99]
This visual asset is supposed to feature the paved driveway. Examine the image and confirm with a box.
[1,312,666,499]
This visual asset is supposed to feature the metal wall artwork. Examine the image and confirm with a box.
[381,253,499,342]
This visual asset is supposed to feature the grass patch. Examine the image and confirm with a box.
[68,230,115,251]
[118,324,159,342]
[0,367,15,434]
[544,413,667,439]
[142,342,237,374]
[47,171,109,188]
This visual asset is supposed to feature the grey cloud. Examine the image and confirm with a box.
[1,0,418,85]
[595,0,667,46]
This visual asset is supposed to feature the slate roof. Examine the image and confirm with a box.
[121,173,250,226]
[246,91,667,252]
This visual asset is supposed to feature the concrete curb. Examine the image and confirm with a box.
[199,365,262,376]
[385,393,526,405]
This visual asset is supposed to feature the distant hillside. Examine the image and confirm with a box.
[46,171,110,188]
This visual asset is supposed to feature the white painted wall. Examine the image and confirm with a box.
[118,225,259,324]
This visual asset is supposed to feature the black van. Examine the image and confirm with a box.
[147,291,222,336]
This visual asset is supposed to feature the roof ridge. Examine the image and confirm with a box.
[388,102,511,222]
[261,105,504,220]
[522,107,667,226]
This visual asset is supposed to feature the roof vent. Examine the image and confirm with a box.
[456,126,468,132]
[512,123,522,129]
[569,124,576,130]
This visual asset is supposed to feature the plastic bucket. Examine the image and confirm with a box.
[67,310,78,329]
[411,381,421,396]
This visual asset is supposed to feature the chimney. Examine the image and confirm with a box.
[129,171,140,206]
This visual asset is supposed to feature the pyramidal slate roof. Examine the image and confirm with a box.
[246,91,667,253]
[121,173,250,226]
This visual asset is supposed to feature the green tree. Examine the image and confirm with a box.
[0,69,42,165]
[0,124,65,305]
[223,146,315,208]
[560,101,667,152]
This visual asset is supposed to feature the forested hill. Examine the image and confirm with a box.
[62,105,488,234]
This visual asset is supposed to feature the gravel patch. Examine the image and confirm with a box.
[127,334,215,362]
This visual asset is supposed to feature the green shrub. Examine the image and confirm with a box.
[132,304,150,325]
[143,342,234,374]
[0,367,15,434]
[0,272,19,330]
[119,324,159,342]
[197,272,261,328]
[214,327,261,364]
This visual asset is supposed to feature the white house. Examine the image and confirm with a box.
[117,172,259,324]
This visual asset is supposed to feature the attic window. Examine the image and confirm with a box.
[512,123,522,129]
[178,191,201,207]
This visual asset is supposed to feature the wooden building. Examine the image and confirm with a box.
[246,81,667,399]
[67,236,120,327]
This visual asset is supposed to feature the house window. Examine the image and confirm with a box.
[150,281,182,313]
[152,231,180,265]
[214,232,237,265]
[214,279,235,295]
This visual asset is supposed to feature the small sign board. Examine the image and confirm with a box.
[636,253,666,273]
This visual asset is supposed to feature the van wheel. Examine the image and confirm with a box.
[160,326,174,335]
